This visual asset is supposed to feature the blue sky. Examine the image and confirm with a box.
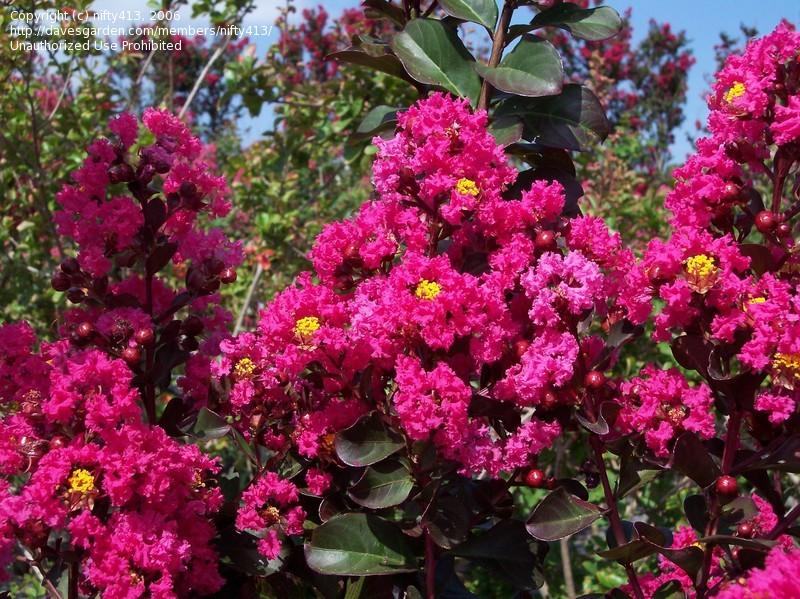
[90,0,799,161]
[232,0,800,160]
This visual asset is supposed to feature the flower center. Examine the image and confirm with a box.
[234,357,256,379]
[723,81,746,103]
[685,254,718,278]
[415,279,442,300]
[261,505,281,526]
[747,296,766,305]
[772,352,800,386]
[68,468,95,495]
[294,316,321,338]
[455,178,479,197]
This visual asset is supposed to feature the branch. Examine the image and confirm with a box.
[178,36,232,119]
[477,0,515,111]
[234,261,264,335]
[591,437,644,599]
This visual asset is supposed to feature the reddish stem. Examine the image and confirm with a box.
[591,437,644,599]
[425,528,436,599]
[767,502,800,540]
[697,410,742,597]
[477,1,515,111]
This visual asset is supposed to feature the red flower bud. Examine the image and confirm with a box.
[220,267,237,284]
[584,370,606,389]
[524,469,545,488]
[736,522,754,538]
[76,322,95,339]
[754,210,776,233]
[122,347,141,365]
[535,230,557,251]
[715,475,738,497]
[60,257,81,274]
[51,270,71,292]
[134,327,155,346]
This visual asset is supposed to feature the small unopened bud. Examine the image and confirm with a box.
[220,267,237,284]
[51,271,71,291]
[122,347,141,365]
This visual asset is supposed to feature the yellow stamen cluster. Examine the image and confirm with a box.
[261,505,281,525]
[455,178,479,197]
[773,352,800,384]
[747,296,767,305]
[724,81,746,103]
[68,468,95,495]
[294,316,321,340]
[234,357,256,379]
[415,279,442,300]
[685,254,718,278]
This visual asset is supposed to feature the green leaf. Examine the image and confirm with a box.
[672,432,720,488]
[348,459,414,509]
[329,46,414,83]
[391,18,481,104]
[531,3,622,41]
[488,116,524,147]
[496,84,610,151]
[335,412,404,467]
[352,105,400,141]
[474,36,563,97]
[439,0,498,29]
[305,513,417,576]
[192,407,230,439]
[452,520,545,590]
[526,487,602,541]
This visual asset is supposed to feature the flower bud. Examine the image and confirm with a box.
[754,210,776,233]
[51,270,71,291]
[122,346,141,365]
[584,370,606,389]
[76,322,95,339]
[736,522,754,538]
[535,230,557,251]
[60,257,81,274]
[134,327,155,346]
[524,469,545,488]
[182,316,204,336]
[220,267,237,284]
[66,287,85,304]
[715,475,738,497]
[108,163,135,183]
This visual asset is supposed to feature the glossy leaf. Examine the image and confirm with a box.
[352,105,399,140]
[672,432,720,488]
[531,3,623,41]
[192,407,230,439]
[439,0,498,29]
[526,487,602,541]
[475,36,563,97]
[497,84,610,151]
[305,513,417,576]
[488,116,524,146]
[329,45,414,83]
[391,19,481,104]
[347,459,414,509]
[452,520,545,590]
[335,412,404,467]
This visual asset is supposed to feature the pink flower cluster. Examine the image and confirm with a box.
[617,366,715,457]
[219,92,638,500]
[620,21,800,427]
[235,472,305,559]
[0,325,222,597]
[1,110,245,596]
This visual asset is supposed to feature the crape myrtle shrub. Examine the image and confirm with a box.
[2,2,800,599]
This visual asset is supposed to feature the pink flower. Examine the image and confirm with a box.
[617,366,715,458]
[236,473,306,559]
[305,468,333,496]
[715,545,800,598]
